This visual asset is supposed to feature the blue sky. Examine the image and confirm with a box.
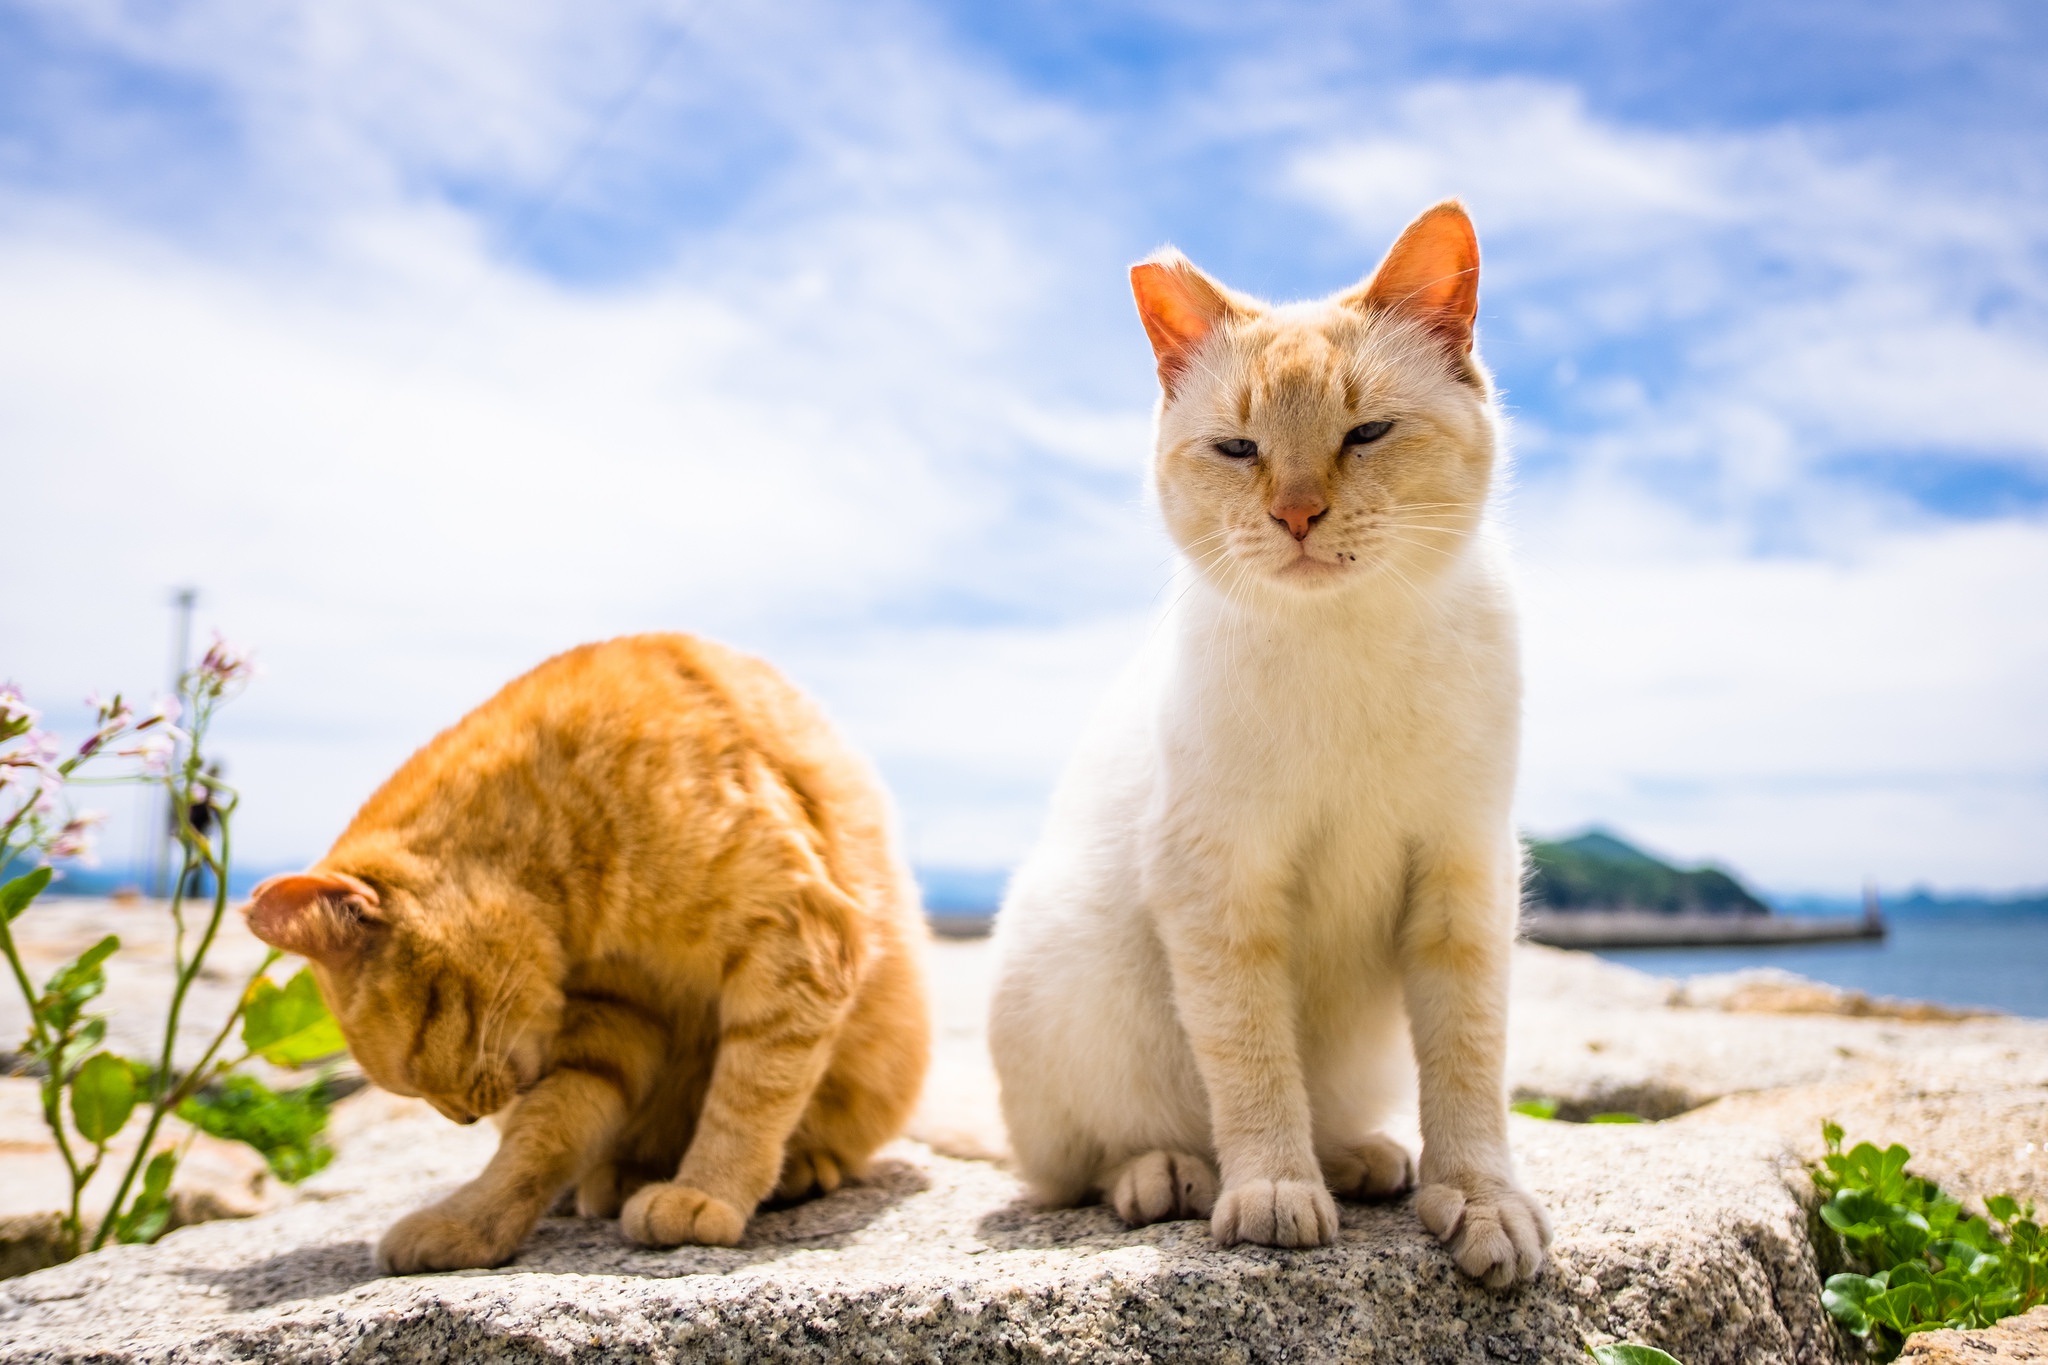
[4,0,2045,892]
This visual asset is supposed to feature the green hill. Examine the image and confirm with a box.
[1524,829,1770,916]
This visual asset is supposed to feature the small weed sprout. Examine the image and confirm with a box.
[1814,1120,2046,1359]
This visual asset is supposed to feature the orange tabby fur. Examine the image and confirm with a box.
[243,633,930,1272]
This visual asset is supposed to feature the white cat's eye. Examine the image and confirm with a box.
[1214,438,1257,459]
[1345,421,1394,447]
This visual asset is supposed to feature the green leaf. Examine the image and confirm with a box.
[1822,1119,1844,1152]
[1887,1261,1933,1288]
[114,1151,177,1244]
[1510,1097,1558,1120]
[1587,1112,1646,1124]
[1824,1274,1883,1334]
[239,968,346,1066]
[1986,1195,2020,1223]
[70,1051,139,1144]
[1588,1346,1685,1365]
[1,866,52,922]
[141,1147,175,1200]
[54,1016,107,1080]
[44,933,119,998]
[179,1074,335,1183]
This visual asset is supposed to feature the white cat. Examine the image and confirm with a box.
[988,201,1549,1286]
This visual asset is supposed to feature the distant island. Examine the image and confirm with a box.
[1524,828,1770,916]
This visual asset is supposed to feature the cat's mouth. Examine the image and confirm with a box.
[1273,545,1351,582]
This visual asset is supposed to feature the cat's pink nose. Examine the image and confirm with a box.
[1270,496,1327,540]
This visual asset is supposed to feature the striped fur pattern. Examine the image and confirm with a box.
[989,202,1552,1286]
[244,634,930,1273]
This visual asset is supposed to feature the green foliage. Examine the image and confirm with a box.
[69,1052,140,1144]
[1511,1097,1647,1125]
[40,934,119,1035]
[1525,829,1769,915]
[179,1074,336,1184]
[1813,1122,2047,1360]
[240,968,346,1066]
[110,1151,177,1244]
[1588,1346,1685,1365]
[1,866,51,921]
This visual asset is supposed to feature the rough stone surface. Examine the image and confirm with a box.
[5,916,2045,1361]
[0,1106,1834,1364]
[1901,1305,2048,1362]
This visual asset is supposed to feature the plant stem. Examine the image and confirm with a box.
[39,1044,87,1258]
[164,948,278,1112]
[0,915,47,1051]
[91,726,235,1253]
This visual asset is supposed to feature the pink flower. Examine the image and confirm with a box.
[0,683,38,742]
[86,691,134,729]
[147,693,182,725]
[120,728,183,776]
[47,811,106,864]
[194,634,254,691]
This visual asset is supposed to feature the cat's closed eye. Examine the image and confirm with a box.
[1345,421,1394,447]
[1215,438,1257,459]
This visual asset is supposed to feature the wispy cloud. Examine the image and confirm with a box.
[3,1,2043,891]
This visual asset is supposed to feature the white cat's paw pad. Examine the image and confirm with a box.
[1323,1134,1416,1200]
[1415,1179,1550,1288]
[1109,1150,1218,1226]
[1211,1178,1339,1248]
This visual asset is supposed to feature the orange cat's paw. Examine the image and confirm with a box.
[619,1182,746,1247]
[1211,1177,1339,1248]
[1106,1150,1217,1226]
[775,1147,846,1202]
[1415,1175,1550,1288]
[376,1206,515,1274]
[1322,1133,1416,1201]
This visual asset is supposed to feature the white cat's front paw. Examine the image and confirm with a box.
[1414,1175,1550,1287]
[1107,1150,1217,1226]
[1321,1132,1416,1201]
[1211,1178,1339,1248]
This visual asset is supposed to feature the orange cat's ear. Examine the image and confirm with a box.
[1343,200,1480,355]
[244,872,381,966]
[1130,249,1246,397]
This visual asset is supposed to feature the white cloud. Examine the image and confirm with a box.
[1516,492,2048,888]
[1,3,1162,874]
[1287,79,2048,889]
[1289,80,2048,487]
[5,17,2044,895]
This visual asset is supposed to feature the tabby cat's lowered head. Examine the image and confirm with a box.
[1133,200,1495,602]
[246,867,561,1126]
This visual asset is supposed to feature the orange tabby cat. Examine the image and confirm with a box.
[243,633,930,1273]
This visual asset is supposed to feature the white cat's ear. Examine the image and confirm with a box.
[244,871,381,966]
[1344,200,1480,355]
[1130,249,1247,397]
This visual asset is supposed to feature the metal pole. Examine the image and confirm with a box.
[151,588,198,899]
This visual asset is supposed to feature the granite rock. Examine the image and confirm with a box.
[6,926,2044,1362]
[1900,1305,2048,1362]
[0,1101,1837,1364]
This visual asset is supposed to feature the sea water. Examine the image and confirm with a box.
[1594,902,2048,1018]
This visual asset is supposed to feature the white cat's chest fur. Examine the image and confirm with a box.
[1140,536,1518,938]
